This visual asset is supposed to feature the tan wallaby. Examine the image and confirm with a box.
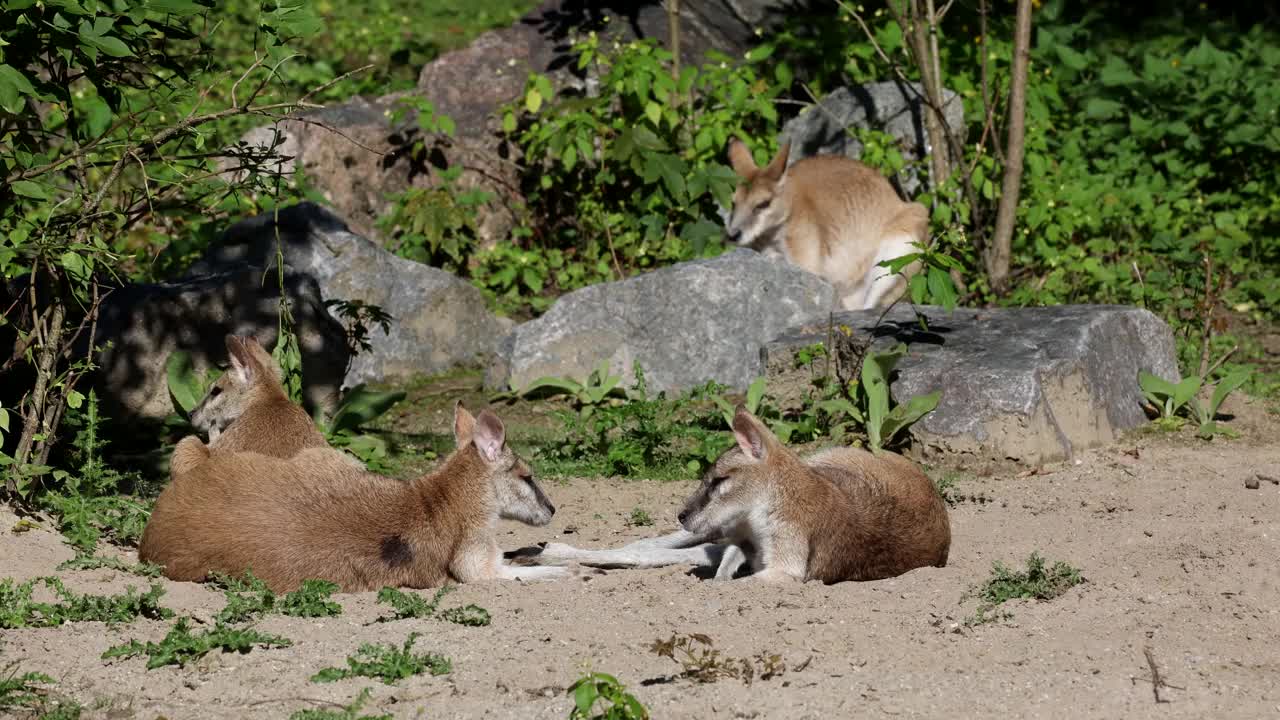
[139,403,575,593]
[171,335,328,476]
[726,138,929,310]
[521,405,949,583]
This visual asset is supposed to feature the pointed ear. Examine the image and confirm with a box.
[225,335,255,386]
[731,404,774,461]
[727,137,758,177]
[245,336,283,383]
[473,410,506,464]
[762,142,790,181]
[453,401,476,448]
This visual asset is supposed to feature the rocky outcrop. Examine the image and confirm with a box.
[91,268,349,421]
[189,203,510,387]
[763,304,1180,463]
[778,82,966,195]
[487,248,835,394]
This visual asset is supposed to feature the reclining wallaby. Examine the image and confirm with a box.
[521,405,950,583]
[726,138,929,310]
[140,403,575,593]
[171,334,329,476]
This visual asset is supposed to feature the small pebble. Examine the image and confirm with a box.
[1245,476,1261,490]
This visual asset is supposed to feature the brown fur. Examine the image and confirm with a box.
[726,139,928,310]
[679,406,949,583]
[139,404,557,593]
[181,335,328,470]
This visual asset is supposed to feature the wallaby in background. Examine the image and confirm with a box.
[519,405,950,583]
[726,138,929,310]
[140,403,581,592]
[171,334,329,476]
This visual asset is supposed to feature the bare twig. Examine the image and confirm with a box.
[1203,344,1240,380]
[987,0,1033,293]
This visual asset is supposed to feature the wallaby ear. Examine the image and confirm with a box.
[727,137,758,177]
[225,335,256,386]
[473,410,506,464]
[762,141,790,181]
[244,336,283,382]
[453,401,476,448]
[731,404,773,461]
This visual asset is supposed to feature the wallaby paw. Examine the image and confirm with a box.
[567,564,607,579]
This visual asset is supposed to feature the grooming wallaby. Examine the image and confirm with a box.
[140,403,575,592]
[522,405,950,583]
[726,138,929,310]
[169,335,331,477]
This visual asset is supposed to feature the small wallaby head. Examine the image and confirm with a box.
[189,335,284,440]
[678,405,786,535]
[452,401,555,526]
[725,138,791,249]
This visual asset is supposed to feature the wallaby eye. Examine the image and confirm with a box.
[710,475,728,488]
[209,387,222,398]
[755,198,772,211]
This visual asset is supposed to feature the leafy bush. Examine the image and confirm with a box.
[0,576,171,629]
[311,633,451,685]
[567,671,649,720]
[103,616,291,670]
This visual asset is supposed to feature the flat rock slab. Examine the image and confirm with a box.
[763,304,1180,463]
[190,202,510,387]
[487,249,835,394]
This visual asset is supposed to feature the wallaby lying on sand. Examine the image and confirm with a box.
[725,138,929,310]
[140,403,579,592]
[519,405,950,583]
[171,335,329,476]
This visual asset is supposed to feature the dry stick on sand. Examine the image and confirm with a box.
[1132,646,1183,703]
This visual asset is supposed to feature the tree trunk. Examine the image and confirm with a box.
[987,0,1033,294]
[907,0,952,189]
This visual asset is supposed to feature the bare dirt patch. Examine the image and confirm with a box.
[3,403,1279,719]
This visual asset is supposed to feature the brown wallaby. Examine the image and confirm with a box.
[139,403,577,593]
[520,405,950,583]
[174,335,328,475]
[726,138,929,310]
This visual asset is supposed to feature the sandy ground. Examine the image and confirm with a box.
[3,402,1279,720]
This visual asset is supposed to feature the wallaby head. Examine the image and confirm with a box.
[452,402,555,526]
[189,335,284,441]
[725,138,792,249]
[678,405,790,536]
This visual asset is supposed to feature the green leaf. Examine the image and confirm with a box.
[1054,44,1089,71]
[641,152,687,202]
[745,377,766,414]
[1099,56,1139,86]
[82,95,113,138]
[926,266,958,311]
[60,251,90,282]
[877,390,941,449]
[165,351,204,415]
[643,101,661,126]
[329,385,407,435]
[0,64,38,114]
[1085,98,1123,119]
[525,88,543,114]
[66,390,85,410]
[502,111,516,134]
[518,376,584,400]
[1207,370,1250,418]
[862,344,907,448]
[10,180,49,200]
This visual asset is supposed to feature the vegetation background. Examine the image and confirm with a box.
[1,0,1278,571]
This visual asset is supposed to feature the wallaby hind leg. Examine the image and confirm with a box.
[170,436,211,479]
[846,202,929,310]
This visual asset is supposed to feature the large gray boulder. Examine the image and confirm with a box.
[189,202,510,387]
[91,268,349,421]
[487,249,835,393]
[778,82,966,195]
[763,304,1180,463]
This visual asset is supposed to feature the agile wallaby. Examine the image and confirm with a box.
[725,138,929,310]
[140,403,578,593]
[520,405,950,583]
[170,335,330,477]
